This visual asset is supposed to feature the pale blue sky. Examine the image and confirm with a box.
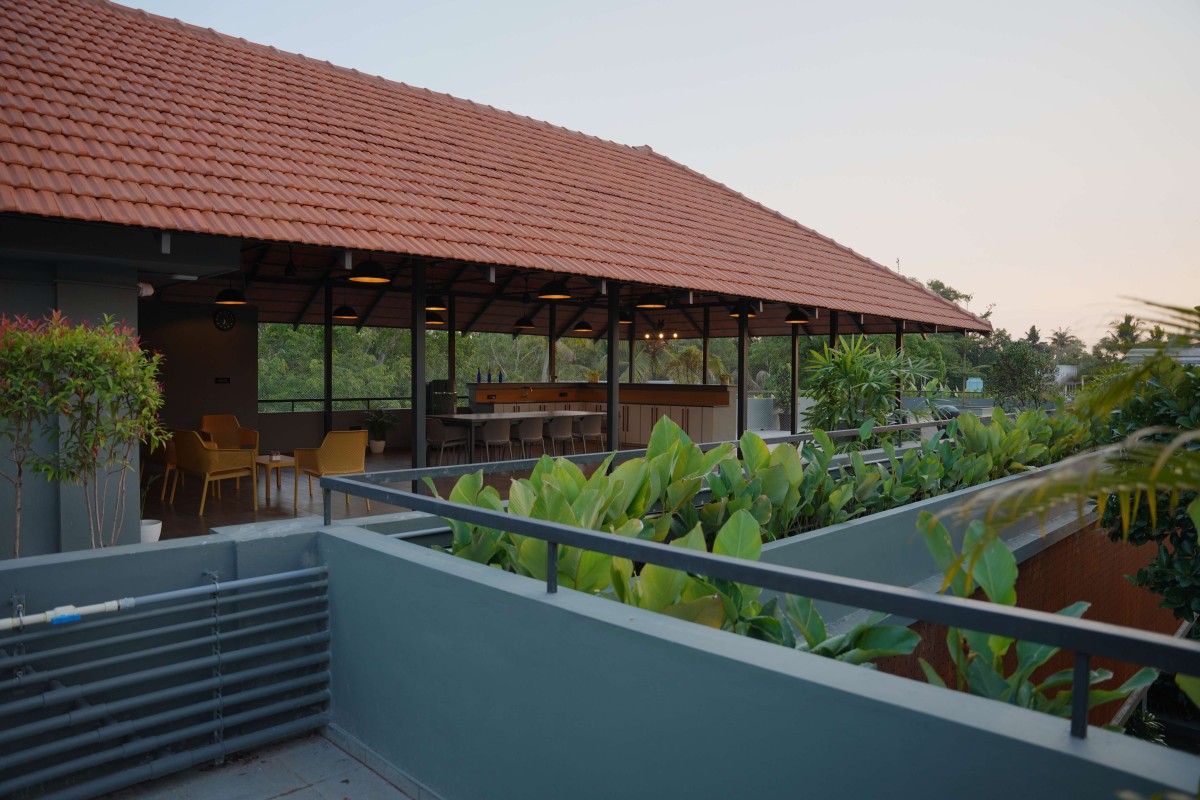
[128,0,1199,344]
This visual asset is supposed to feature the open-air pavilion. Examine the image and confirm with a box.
[0,0,990,524]
[2,3,1198,800]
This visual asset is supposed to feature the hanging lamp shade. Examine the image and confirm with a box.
[729,303,757,319]
[425,294,448,311]
[637,292,667,309]
[573,320,593,334]
[514,314,536,330]
[785,306,810,325]
[425,310,445,326]
[537,280,571,300]
[618,311,632,325]
[348,260,389,284]
[214,286,247,305]
[332,304,358,320]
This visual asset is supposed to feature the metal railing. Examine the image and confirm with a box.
[320,440,1200,741]
[0,568,330,800]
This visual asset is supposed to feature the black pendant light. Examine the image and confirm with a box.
[214,286,247,305]
[333,304,358,320]
[637,292,667,309]
[785,306,810,325]
[537,279,571,300]
[729,302,757,319]
[514,276,536,330]
[349,260,389,284]
[573,320,593,334]
[425,294,448,311]
[618,310,632,325]
[514,314,536,330]
[426,310,445,326]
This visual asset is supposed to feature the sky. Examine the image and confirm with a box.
[128,0,1200,345]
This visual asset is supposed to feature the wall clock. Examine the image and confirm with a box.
[213,309,237,331]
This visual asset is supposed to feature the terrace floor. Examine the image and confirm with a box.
[146,428,793,542]
[102,733,413,800]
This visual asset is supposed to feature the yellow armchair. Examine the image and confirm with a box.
[170,429,258,515]
[294,429,370,513]
[200,414,259,452]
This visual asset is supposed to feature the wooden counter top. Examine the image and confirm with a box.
[469,382,732,407]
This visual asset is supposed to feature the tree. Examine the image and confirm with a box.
[1024,325,1041,346]
[985,339,1057,411]
[922,278,973,306]
[1049,328,1086,365]
[1094,313,1143,361]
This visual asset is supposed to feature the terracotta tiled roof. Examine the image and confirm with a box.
[0,0,990,333]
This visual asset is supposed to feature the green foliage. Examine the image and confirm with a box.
[434,416,917,664]
[1,313,166,552]
[802,336,933,433]
[985,339,1057,411]
[918,512,1157,717]
[0,315,59,557]
[362,409,396,440]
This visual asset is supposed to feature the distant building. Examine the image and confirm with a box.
[1124,348,1200,366]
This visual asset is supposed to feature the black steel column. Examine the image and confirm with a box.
[548,301,557,381]
[323,279,333,434]
[895,319,904,406]
[410,263,427,477]
[627,311,635,381]
[828,310,839,349]
[736,307,748,438]
[790,323,800,435]
[607,284,620,452]
[448,294,457,397]
[701,306,710,384]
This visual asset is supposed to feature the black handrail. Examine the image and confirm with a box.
[321,459,1200,741]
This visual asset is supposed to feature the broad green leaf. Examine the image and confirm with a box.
[713,509,763,561]
[785,595,827,648]
[858,419,875,442]
[573,550,613,594]
[919,658,946,688]
[507,480,537,518]
[637,563,687,612]
[739,431,770,474]
[661,596,724,628]
[516,537,549,580]
[647,415,687,460]
[447,470,484,507]
[671,525,707,552]
[768,443,803,484]
[1177,674,1200,709]
[610,557,633,603]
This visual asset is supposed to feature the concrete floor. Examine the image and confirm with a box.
[102,733,414,800]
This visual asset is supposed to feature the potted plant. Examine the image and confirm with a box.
[718,372,732,386]
[363,409,395,454]
[139,474,162,543]
[586,369,601,383]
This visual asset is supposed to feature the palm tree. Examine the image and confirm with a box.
[946,302,1200,576]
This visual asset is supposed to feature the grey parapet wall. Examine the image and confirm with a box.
[759,469,1084,629]
[316,525,1195,800]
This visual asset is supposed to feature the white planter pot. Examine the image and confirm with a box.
[368,439,386,454]
[140,519,162,543]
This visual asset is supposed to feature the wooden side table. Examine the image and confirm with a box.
[256,454,295,504]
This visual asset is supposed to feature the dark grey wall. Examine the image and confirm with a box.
[139,302,258,431]
[318,527,1194,800]
[0,259,141,557]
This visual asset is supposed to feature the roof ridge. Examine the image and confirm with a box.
[99,0,654,161]
[637,148,990,329]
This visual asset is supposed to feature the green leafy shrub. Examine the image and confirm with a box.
[431,417,917,664]
[802,336,932,434]
[918,512,1156,716]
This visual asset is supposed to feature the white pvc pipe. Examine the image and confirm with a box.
[0,600,133,632]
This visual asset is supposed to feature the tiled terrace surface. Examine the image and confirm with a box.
[0,0,990,335]
[101,733,413,800]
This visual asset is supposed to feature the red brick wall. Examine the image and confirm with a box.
[876,524,1179,723]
